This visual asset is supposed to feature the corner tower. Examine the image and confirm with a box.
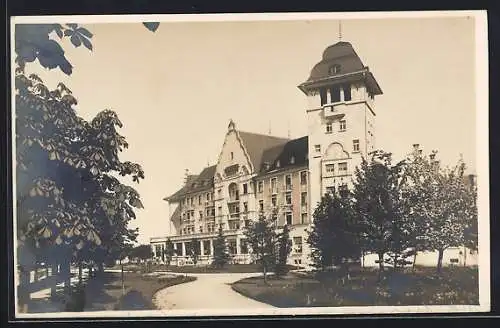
[298,41,383,214]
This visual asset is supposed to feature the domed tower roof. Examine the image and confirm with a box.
[298,41,382,95]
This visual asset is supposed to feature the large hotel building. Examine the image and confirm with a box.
[150,40,382,267]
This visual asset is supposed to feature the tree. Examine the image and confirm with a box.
[129,244,153,262]
[243,214,277,284]
[351,150,409,277]
[14,23,151,307]
[212,225,230,268]
[403,146,477,273]
[275,224,292,278]
[189,238,201,266]
[307,191,361,275]
[164,239,175,266]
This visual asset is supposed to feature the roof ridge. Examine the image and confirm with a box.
[237,129,290,141]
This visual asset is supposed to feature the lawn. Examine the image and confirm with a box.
[28,271,196,312]
[111,263,299,274]
[231,266,479,307]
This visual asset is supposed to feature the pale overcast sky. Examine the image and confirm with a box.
[21,14,480,244]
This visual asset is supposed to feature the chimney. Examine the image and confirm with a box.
[184,169,189,184]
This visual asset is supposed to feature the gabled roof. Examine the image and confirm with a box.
[164,166,216,202]
[258,136,308,174]
[237,131,290,172]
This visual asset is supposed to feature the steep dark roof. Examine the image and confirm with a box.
[300,41,382,95]
[307,41,365,82]
[164,166,216,201]
[258,136,308,174]
[238,131,290,171]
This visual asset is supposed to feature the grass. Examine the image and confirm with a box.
[110,263,300,274]
[231,266,479,308]
[25,271,196,312]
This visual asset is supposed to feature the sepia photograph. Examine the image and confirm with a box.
[10,11,489,318]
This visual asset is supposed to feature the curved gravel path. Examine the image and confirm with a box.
[153,272,274,310]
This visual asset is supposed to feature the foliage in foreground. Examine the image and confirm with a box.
[231,266,479,308]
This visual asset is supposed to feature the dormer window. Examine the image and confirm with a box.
[329,64,341,75]
[290,156,295,164]
[230,152,234,160]
[276,160,281,168]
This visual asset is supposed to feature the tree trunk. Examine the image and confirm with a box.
[62,261,71,297]
[50,262,58,299]
[436,248,444,273]
[412,251,417,273]
[97,262,104,274]
[393,254,398,272]
[78,263,83,285]
[464,246,467,267]
[361,250,365,269]
[377,252,384,281]
[18,266,30,313]
[263,263,268,285]
[120,259,125,296]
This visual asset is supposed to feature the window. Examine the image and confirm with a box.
[203,240,211,255]
[343,84,352,101]
[217,206,222,216]
[286,212,293,225]
[242,183,248,194]
[330,86,341,103]
[198,195,202,205]
[258,181,263,193]
[218,189,222,198]
[338,162,348,173]
[271,195,277,207]
[206,193,210,201]
[199,210,203,220]
[326,122,333,133]
[314,144,321,153]
[243,202,248,212]
[320,88,327,105]
[228,239,237,254]
[285,192,292,205]
[276,160,281,168]
[329,64,341,75]
[240,240,248,254]
[301,213,307,224]
[285,174,292,188]
[326,163,335,174]
[339,184,349,196]
[326,186,336,194]
[293,237,303,253]
[199,226,203,233]
[230,152,234,160]
[290,156,295,164]
[301,192,307,206]
[259,200,264,212]
[272,213,278,224]
[271,178,278,193]
[353,139,360,152]
[339,120,346,132]
[300,171,308,185]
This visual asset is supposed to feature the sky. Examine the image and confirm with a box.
[19,14,480,244]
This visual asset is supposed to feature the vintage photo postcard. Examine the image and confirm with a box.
[10,10,489,319]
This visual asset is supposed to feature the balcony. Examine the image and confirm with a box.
[323,102,347,118]
[284,184,293,192]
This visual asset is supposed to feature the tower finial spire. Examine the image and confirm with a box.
[339,20,342,41]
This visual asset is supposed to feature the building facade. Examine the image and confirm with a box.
[150,40,384,267]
